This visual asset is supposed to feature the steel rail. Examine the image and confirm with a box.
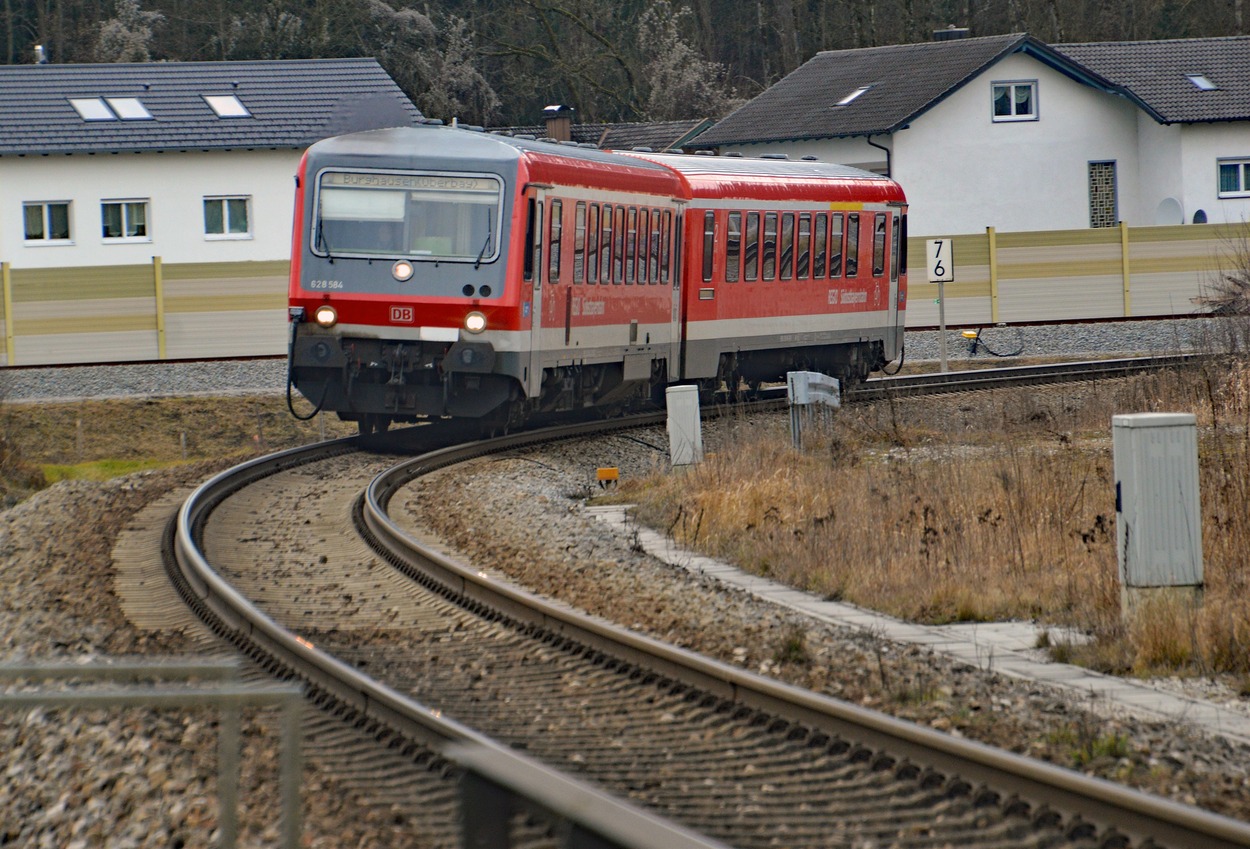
[169,433,730,849]
[361,412,1250,849]
[169,352,1233,849]
[850,353,1211,400]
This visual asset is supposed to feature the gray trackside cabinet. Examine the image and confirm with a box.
[666,385,703,467]
[1112,413,1203,589]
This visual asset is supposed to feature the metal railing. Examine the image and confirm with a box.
[0,659,303,849]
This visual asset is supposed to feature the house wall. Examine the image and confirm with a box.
[893,54,1141,236]
[1179,123,1250,226]
[0,149,296,365]
[0,149,300,268]
[1137,119,1185,225]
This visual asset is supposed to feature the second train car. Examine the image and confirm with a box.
[287,125,907,433]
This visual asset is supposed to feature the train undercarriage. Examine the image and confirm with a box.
[290,332,885,436]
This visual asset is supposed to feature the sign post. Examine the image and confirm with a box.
[926,239,955,372]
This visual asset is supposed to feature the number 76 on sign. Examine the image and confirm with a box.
[926,239,955,283]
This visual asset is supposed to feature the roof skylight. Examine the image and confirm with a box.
[204,94,251,118]
[106,97,153,119]
[69,97,117,121]
[835,86,872,107]
[1186,73,1217,91]
[69,96,154,121]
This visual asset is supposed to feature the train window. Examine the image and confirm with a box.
[812,213,827,279]
[574,202,586,283]
[702,211,715,283]
[898,214,908,275]
[524,198,542,284]
[660,210,672,285]
[599,204,613,283]
[873,213,887,277]
[613,206,625,283]
[672,211,683,288]
[638,209,650,284]
[314,170,501,262]
[744,212,759,281]
[829,213,844,278]
[648,209,660,284]
[890,213,901,283]
[725,211,741,283]
[796,214,811,279]
[762,212,777,280]
[845,213,859,277]
[549,200,563,283]
[630,207,640,283]
[587,204,600,283]
[779,213,794,281]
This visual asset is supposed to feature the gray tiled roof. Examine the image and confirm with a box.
[689,33,1114,146]
[1054,37,1250,123]
[0,58,421,156]
[490,118,713,151]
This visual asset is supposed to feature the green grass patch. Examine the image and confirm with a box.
[42,458,185,483]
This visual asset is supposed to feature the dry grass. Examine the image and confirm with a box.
[621,356,1250,677]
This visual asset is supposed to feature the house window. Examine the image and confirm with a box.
[992,81,1037,121]
[1089,161,1118,228]
[102,199,149,240]
[204,196,251,238]
[1218,159,1250,197]
[23,201,71,242]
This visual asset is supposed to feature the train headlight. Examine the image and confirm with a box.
[392,259,414,282]
[314,304,338,328]
[464,311,487,334]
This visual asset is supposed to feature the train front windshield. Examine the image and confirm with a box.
[313,170,502,263]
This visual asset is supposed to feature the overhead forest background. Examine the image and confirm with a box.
[5,0,1248,126]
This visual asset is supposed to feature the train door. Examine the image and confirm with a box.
[667,206,684,382]
[524,188,545,398]
[888,209,906,357]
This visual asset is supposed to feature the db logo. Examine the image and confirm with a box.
[390,305,415,323]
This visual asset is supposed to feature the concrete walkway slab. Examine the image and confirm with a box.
[585,504,1250,746]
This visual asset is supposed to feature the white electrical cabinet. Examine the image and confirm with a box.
[1112,413,1203,588]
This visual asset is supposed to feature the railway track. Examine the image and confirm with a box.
[168,354,1250,849]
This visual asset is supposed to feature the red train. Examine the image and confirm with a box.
[287,125,907,433]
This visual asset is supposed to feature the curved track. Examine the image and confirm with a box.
[170,355,1250,849]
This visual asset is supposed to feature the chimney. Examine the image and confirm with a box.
[542,105,574,142]
[34,44,48,64]
[933,25,970,41]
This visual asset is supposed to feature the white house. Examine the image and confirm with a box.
[0,58,421,364]
[688,33,1250,237]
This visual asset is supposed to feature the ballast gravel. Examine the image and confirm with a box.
[3,319,1249,846]
[3,426,1249,846]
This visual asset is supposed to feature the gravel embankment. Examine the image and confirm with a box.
[2,318,1247,846]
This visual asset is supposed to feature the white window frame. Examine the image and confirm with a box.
[1217,158,1250,198]
[22,200,73,245]
[203,195,253,240]
[991,80,1038,122]
[101,198,151,242]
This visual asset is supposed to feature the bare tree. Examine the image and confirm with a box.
[94,0,162,62]
[637,0,742,120]
[361,2,501,126]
